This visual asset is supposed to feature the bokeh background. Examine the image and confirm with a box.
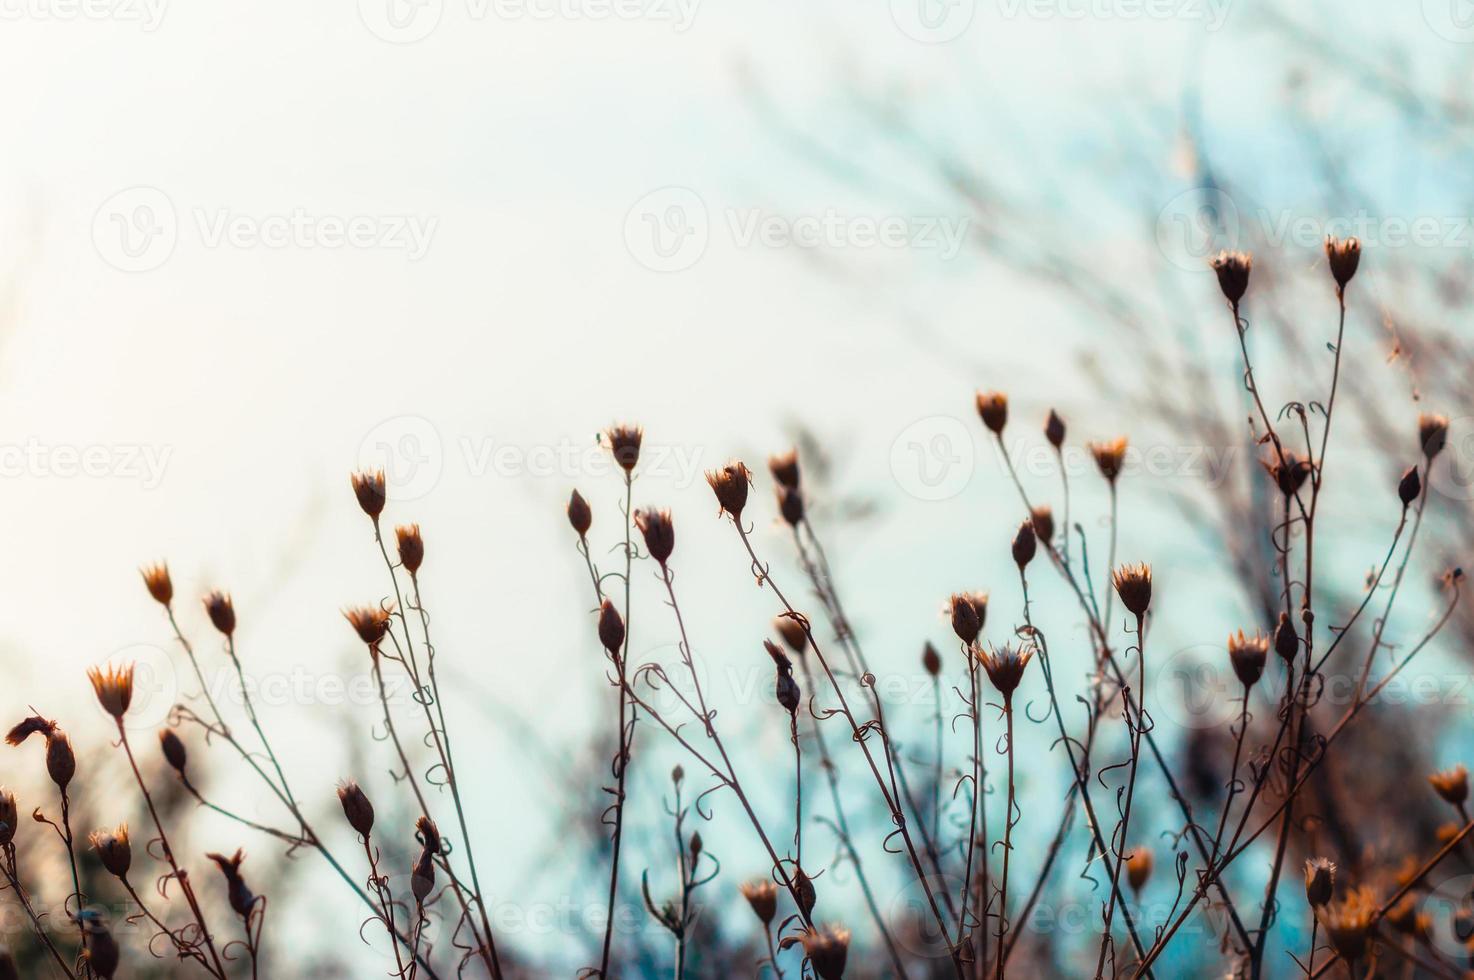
[1,0,1473,975]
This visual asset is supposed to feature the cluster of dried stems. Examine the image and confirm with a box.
[0,232,1466,979]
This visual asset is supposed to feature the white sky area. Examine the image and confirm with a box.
[0,0,1463,971]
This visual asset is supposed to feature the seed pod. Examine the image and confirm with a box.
[1398,466,1421,507]
[88,664,135,719]
[90,825,132,879]
[765,641,800,715]
[778,486,805,527]
[159,729,188,774]
[980,643,1034,701]
[1324,235,1361,289]
[921,642,941,677]
[1126,848,1153,894]
[634,508,675,566]
[774,616,808,655]
[395,524,424,574]
[1262,451,1312,498]
[1273,612,1298,663]
[1112,564,1152,618]
[1304,858,1335,907]
[671,765,684,786]
[1045,409,1066,449]
[567,490,592,538]
[337,781,375,838]
[1210,250,1252,306]
[411,846,436,903]
[597,600,625,655]
[799,926,850,980]
[1227,630,1269,689]
[975,391,1008,435]
[140,562,173,606]
[1429,765,1469,806]
[739,880,778,925]
[768,449,801,490]
[948,593,986,645]
[1419,413,1449,460]
[350,470,387,520]
[46,733,75,791]
[207,849,257,917]
[1011,520,1037,569]
[793,867,817,920]
[1089,437,1128,484]
[689,831,703,863]
[203,590,236,636]
[1030,506,1054,546]
[81,913,120,979]
[604,424,643,473]
[705,462,752,520]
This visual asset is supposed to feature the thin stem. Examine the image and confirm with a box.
[599,471,637,979]
[1094,614,1146,979]
[1,846,78,978]
[994,701,1015,980]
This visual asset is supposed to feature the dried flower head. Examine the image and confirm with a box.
[90,824,132,878]
[1112,563,1152,618]
[1318,885,1377,963]
[706,461,752,520]
[1227,630,1269,689]
[634,508,675,566]
[948,592,986,645]
[338,781,375,838]
[0,789,16,845]
[764,640,801,715]
[604,424,643,473]
[81,912,120,979]
[411,816,441,902]
[3,715,55,746]
[140,562,173,606]
[45,732,75,791]
[1126,847,1153,894]
[1419,413,1449,460]
[1429,764,1469,806]
[207,848,257,917]
[1324,235,1361,289]
[1030,506,1054,546]
[395,524,424,574]
[350,469,387,520]
[1011,519,1037,569]
[980,643,1035,700]
[203,590,236,636]
[1304,857,1336,907]
[1089,437,1128,483]
[1398,466,1421,508]
[769,449,801,490]
[800,925,851,980]
[793,867,817,920]
[777,486,805,527]
[922,642,941,677]
[159,729,187,774]
[1210,249,1252,306]
[344,606,392,648]
[739,880,779,925]
[774,615,808,655]
[416,815,442,855]
[567,489,592,538]
[975,391,1008,435]
[597,599,625,655]
[1274,612,1298,663]
[1262,450,1312,498]
[87,663,135,719]
[1045,409,1066,449]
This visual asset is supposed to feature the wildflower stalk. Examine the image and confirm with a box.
[730,522,964,980]
[1093,611,1147,978]
[0,844,78,978]
[599,470,637,980]
[994,695,1015,980]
